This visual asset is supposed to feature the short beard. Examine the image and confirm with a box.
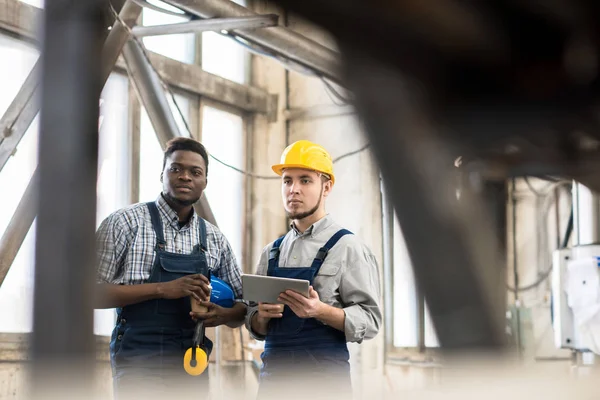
[163,192,199,208]
[286,186,323,220]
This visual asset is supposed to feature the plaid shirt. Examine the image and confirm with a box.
[96,194,243,299]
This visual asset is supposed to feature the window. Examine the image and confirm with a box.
[97,74,131,223]
[142,0,196,64]
[94,73,131,336]
[424,304,439,347]
[391,211,440,349]
[0,34,39,333]
[0,33,131,335]
[200,105,245,266]
[0,35,39,238]
[202,0,249,83]
[392,216,419,347]
[139,93,191,202]
[18,0,43,7]
[202,32,248,84]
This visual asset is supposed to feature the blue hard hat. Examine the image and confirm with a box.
[210,276,235,308]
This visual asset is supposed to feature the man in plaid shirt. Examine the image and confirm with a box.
[95,137,245,398]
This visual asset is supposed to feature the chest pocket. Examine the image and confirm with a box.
[204,248,219,273]
[314,261,342,301]
[317,262,341,276]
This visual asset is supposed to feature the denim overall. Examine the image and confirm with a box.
[110,202,212,398]
[259,229,353,397]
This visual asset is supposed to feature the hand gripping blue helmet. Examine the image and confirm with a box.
[209,275,235,308]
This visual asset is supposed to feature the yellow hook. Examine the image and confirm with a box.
[183,346,208,376]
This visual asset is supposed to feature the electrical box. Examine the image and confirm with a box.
[551,248,577,349]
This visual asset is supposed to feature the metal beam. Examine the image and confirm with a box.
[0,60,40,171]
[31,0,106,395]
[101,0,143,84]
[122,39,218,225]
[132,14,278,37]
[114,50,276,115]
[0,0,277,116]
[0,0,41,43]
[0,169,38,287]
[164,0,342,83]
[123,40,181,145]
[0,0,142,174]
[195,196,218,227]
[0,0,125,43]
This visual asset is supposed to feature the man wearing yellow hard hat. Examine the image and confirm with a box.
[245,140,382,398]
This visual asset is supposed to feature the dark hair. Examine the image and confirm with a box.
[163,137,209,175]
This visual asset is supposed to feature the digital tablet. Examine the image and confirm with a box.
[242,274,310,303]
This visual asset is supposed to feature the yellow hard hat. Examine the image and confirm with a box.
[271,140,335,183]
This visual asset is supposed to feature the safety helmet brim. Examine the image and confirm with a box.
[271,164,335,184]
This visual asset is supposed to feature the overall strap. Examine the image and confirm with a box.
[267,235,286,274]
[310,229,353,271]
[198,217,208,251]
[146,202,166,249]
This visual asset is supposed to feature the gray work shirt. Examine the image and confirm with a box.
[245,214,382,343]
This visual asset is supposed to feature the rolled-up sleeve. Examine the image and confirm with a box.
[214,231,244,300]
[244,244,270,341]
[96,213,129,284]
[340,247,382,343]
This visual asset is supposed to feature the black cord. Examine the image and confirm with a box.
[320,77,353,105]
[523,176,556,197]
[506,207,573,293]
[332,143,370,163]
[167,76,369,179]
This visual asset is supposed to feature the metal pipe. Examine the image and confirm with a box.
[31,0,106,395]
[122,39,218,225]
[572,181,600,245]
[132,15,278,37]
[163,0,342,83]
[122,40,181,145]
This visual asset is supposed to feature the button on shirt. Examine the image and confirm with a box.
[245,215,382,343]
[96,195,243,299]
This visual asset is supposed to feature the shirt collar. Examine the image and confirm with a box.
[156,194,197,229]
[290,214,333,238]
